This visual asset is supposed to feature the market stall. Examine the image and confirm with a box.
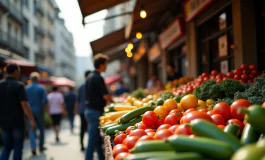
[99,64,265,160]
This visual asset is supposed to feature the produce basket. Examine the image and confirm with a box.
[104,135,114,160]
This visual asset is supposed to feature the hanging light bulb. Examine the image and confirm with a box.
[127,52,133,58]
[136,32,142,39]
[140,9,147,19]
[127,42,134,50]
[125,47,131,53]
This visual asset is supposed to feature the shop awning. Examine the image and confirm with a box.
[78,0,127,18]
[126,0,174,39]
[37,65,54,75]
[104,74,122,85]
[4,58,35,67]
[52,77,76,87]
[90,28,126,54]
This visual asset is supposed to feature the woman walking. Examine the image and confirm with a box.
[47,86,65,142]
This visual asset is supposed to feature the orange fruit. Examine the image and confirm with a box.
[180,94,198,110]
[162,99,178,112]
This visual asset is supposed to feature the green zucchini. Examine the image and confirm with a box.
[105,116,142,135]
[189,119,242,151]
[241,123,260,145]
[166,135,234,160]
[124,151,177,160]
[130,140,174,153]
[100,124,117,133]
[224,123,240,138]
[119,106,153,124]
[146,153,203,160]
[231,144,265,160]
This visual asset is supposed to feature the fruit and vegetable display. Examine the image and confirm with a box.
[100,64,265,160]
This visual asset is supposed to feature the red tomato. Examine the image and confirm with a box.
[115,152,130,160]
[211,70,218,76]
[247,80,254,83]
[169,125,179,133]
[122,137,128,146]
[138,135,155,142]
[156,116,165,128]
[198,109,208,113]
[203,77,209,81]
[113,144,129,157]
[145,129,154,133]
[227,119,244,131]
[213,102,231,120]
[230,99,251,119]
[207,110,214,116]
[142,111,158,127]
[234,74,241,80]
[226,72,234,78]
[180,115,185,124]
[174,124,192,135]
[262,102,265,109]
[129,129,147,137]
[126,126,134,135]
[234,68,242,75]
[218,125,225,130]
[183,111,213,124]
[243,120,247,125]
[147,132,156,137]
[201,72,208,78]
[240,64,248,70]
[124,136,139,150]
[114,133,127,145]
[251,70,258,76]
[157,124,171,131]
[164,114,181,125]
[240,79,246,83]
[183,108,196,116]
[154,129,174,140]
[135,123,147,130]
[241,74,249,81]
[169,109,182,115]
[249,64,257,70]
[211,114,225,125]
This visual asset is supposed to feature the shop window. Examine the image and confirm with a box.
[198,5,234,74]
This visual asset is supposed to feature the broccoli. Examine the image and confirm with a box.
[193,80,217,101]
[219,79,245,98]
[159,92,175,100]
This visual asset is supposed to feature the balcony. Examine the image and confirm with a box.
[48,49,55,58]
[47,12,54,22]
[47,30,54,40]
[0,0,23,23]
[0,28,26,57]
[36,26,45,37]
[35,3,44,15]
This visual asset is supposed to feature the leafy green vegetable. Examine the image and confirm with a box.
[193,80,217,101]
[219,79,245,98]
[159,92,175,100]
[234,73,265,104]
[132,88,146,98]
[212,97,234,106]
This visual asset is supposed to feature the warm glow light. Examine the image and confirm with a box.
[125,47,131,53]
[27,80,32,84]
[136,32,142,39]
[140,10,147,19]
[110,85,116,91]
[127,52,133,58]
[127,43,134,50]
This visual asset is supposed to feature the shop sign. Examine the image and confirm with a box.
[218,35,228,57]
[221,60,229,74]
[133,40,147,62]
[184,0,214,22]
[159,18,184,49]
[148,43,161,62]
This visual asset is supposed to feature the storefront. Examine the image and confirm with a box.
[148,43,162,81]
[159,18,186,81]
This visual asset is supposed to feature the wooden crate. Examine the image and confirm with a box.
[104,135,114,160]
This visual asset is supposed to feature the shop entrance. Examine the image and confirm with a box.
[169,44,187,77]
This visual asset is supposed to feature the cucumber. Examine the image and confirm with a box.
[231,144,265,160]
[100,124,117,133]
[166,135,234,160]
[224,123,240,138]
[146,153,203,160]
[241,123,260,145]
[119,106,153,124]
[130,140,174,153]
[105,116,142,135]
[189,119,242,152]
[124,151,177,160]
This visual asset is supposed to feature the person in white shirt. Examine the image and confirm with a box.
[47,86,65,142]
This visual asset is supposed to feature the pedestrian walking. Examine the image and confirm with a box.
[77,70,90,151]
[0,63,36,160]
[64,87,77,134]
[85,54,114,160]
[25,72,48,156]
[47,86,65,142]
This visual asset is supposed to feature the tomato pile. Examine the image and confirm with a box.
[108,93,265,160]
[173,64,260,96]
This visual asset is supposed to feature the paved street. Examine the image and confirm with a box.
[1,117,100,160]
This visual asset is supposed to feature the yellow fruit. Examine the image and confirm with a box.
[206,99,214,106]
[162,99,178,112]
[177,103,184,111]
[154,106,169,117]
[196,105,207,110]
[180,94,198,110]
[198,100,206,107]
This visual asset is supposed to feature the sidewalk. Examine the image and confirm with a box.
[1,117,100,160]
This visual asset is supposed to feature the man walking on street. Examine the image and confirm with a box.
[85,54,113,160]
[26,72,48,156]
[64,87,77,134]
[0,63,36,160]
[77,70,90,151]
